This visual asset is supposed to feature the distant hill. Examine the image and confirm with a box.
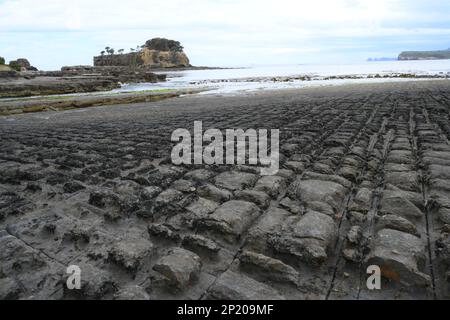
[398,49,450,60]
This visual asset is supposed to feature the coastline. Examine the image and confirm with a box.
[0,77,448,116]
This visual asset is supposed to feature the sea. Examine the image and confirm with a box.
[114,59,450,95]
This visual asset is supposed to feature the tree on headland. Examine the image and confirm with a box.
[9,60,21,71]
[0,56,5,65]
[144,38,184,52]
[118,49,124,55]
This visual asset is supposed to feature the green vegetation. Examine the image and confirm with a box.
[0,56,5,65]
[144,38,184,52]
[9,60,21,71]
[399,49,450,60]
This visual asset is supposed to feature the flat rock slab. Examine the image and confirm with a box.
[198,200,260,242]
[207,270,285,300]
[153,247,202,291]
[289,178,347,211]
[366,229,430,287]
[214,171,258,191]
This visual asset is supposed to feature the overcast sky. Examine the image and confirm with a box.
[1,0,450,70]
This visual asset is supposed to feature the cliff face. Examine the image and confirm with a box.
[94,38,191,68]
[398,49,450,60]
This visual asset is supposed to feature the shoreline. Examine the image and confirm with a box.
[0,77,448,117]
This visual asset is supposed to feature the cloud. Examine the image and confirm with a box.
[0,0,449,69]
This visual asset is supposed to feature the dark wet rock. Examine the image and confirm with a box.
[366,229,430,287]
[108,238,154,273]
[387,150,413,164]
[153,248,202,291]
[338,166,360,182]
[63,224,91,244]
[349,188,372,213]
[0,277,22,300]
[214,171,258,191]
[343,248,361,263]
[270,211,336,265]
[253,176,287,198]
[235,190,271,208]
[113,180,141,196]
[275,169,295,180]
[186,197,219,217]
[99,168,121,179]
[184,169,215,182]
[312,163,334,174]
[306,201,335,216]
[302,171,352,189]
[63,181,86,193]
[151,189,187,217]
[284,161,305,173]
[428,164,450,180]
[207,270,285,300]
[289,178,347,211]
[376,214,419,236]
[385,163,413,172]
[239,250,299,285]
[182,234,221,255]
[385,172,420,192]
[246,207,291,252]
[431,179,450,193]
[148,223,181,241]
[347,226,362,245]
[88,190,120,209]
[172,179,196,193]
[348,210,367,225]
[436,233,450,264]
[148,166,185,188]
[25,182,42,192]
[384,184,423,208]
[439,207,450,224]
[197,184,232,203]
[279,197,302,214]
[196,200,260,242]
[114,285,150,300]
[0,192,32,219]
[46,172,70,185]
[140,186,162,200]
[379,194,423,219]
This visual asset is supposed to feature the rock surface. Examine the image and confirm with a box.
[0,81,449,300]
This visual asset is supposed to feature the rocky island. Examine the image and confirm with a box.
[0,38,192,99]
[94,38,191,68]
[399,48,450,60]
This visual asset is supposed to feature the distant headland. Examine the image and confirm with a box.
[398,48,450,60]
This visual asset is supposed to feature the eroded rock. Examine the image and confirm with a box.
[366,229,430,287]
[153,248,202,291]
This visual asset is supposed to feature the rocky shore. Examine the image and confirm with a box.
[0,38,194,98]
[0,66,167,99]
[1,81,450,300]
[0,88,206,116]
